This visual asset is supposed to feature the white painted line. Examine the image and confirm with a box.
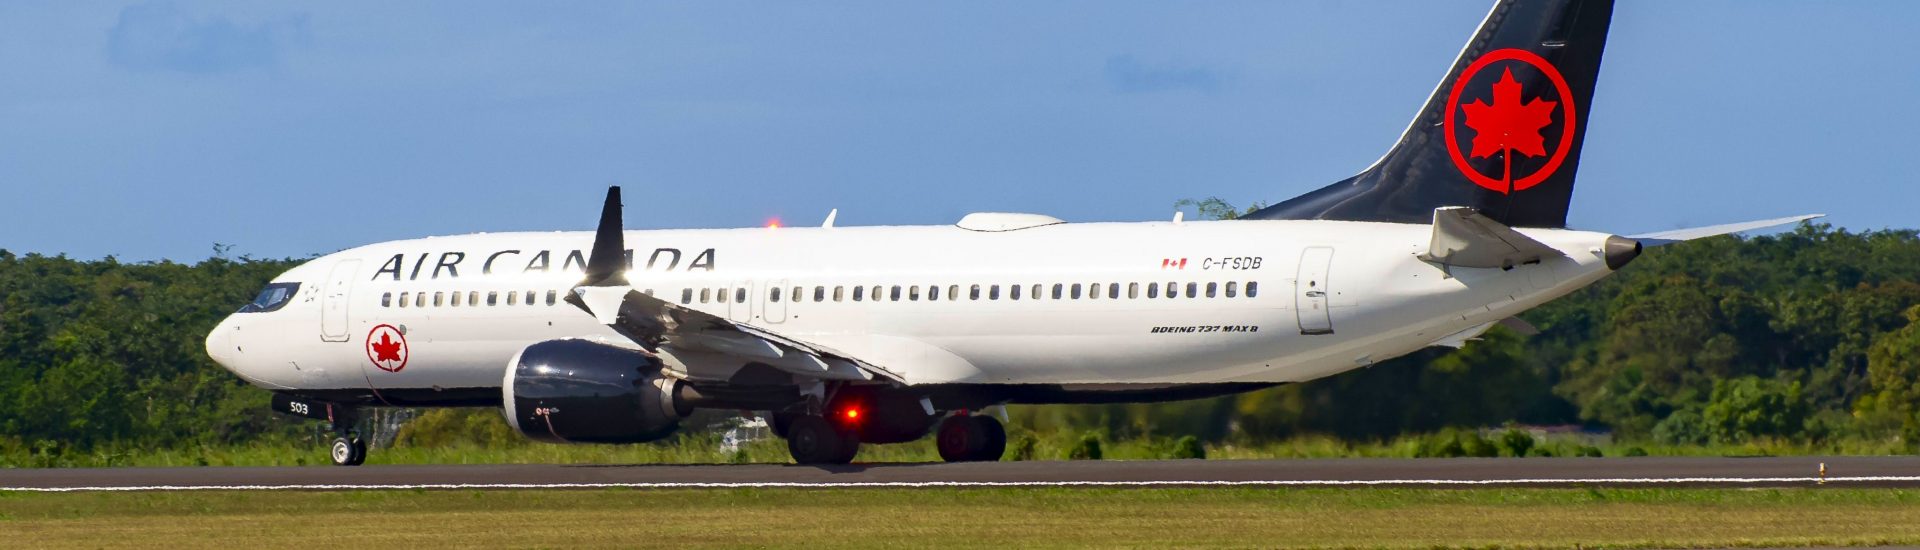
[4,476,1919,492]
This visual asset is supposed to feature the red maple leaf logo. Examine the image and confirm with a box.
[1460,67,1557,187]
[371,332,403,363]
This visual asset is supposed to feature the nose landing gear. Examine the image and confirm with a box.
[329,435,368,466]
[936,413,1006,463]
[272,393,369,467]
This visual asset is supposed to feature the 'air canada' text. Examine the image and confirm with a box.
[372,248,717,281]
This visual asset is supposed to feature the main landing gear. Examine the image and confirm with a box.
[785,414,861,465]
[937,413,1006,463]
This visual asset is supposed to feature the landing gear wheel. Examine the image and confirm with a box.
[970,415,1006,462]
[787,416,858,465]
[937,415,981,463]
[330,436,366,466]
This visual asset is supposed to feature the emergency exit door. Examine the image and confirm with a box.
[1295,247,1334,335]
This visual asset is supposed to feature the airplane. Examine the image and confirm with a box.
[205,0,1818,466]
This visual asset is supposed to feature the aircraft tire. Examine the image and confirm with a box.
[330,437,366,467]
[787,416,854,465]
[936,415,981,463]
[969,415,1006,462]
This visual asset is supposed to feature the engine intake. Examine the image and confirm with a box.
[502,339,684,444]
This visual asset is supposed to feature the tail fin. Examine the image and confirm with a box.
[1245,0,1614,228]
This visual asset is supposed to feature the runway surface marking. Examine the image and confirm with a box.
[9,476,1919,492]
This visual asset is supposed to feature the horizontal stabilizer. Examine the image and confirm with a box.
[1419,207,1567,269]
[1629,214,1824,246]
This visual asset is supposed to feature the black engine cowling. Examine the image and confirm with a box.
[502,339,685,444]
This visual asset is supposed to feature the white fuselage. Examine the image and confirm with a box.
[206,218,1619,398]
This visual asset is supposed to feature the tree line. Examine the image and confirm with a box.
[3,215,1918,458]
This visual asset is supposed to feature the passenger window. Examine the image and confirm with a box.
[1128,283,1139,299]
[929,285,941,301]
[1089,283,1101,300]
[525,291,536,306]
[487,291,498,306]
[1031,284,1043,300]
[416,293,426,308]
[909,285,921,301]
[948,285,960,300]
[452,292,463,307]
[793,287,803,302]
[1052,284,1064,299]
[1226,282,1238,298]
[970,284,981,300]
[872,286,883,301]
[1010,284,1022,300]
[1071,284,1082,299]
[989,285,1001,300]
[433,292,444,307]
[507,291,518,306]
[701,288,712,303]
[1247,281,1259,298]
[770,287,782,303]
[681,288,693,304]
[736,288,747,303]
[834,286,845,302]
[718,288,730,303]
[815,286,826,302]
[852,286,865,301]
[547,290,558,306]
[1187,282,1199,298]
[1147,283,1159,299]
[382,292,392,307]
[469,291,479,306]
[890,285,902,301]
[1206,282,1218,298]
[1109,284,1120,299]
[1166,282,1179,298]
[398,292,409,308]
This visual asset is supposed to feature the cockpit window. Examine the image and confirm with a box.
[238,282,300,313]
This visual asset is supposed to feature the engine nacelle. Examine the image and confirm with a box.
[502,339,686,444]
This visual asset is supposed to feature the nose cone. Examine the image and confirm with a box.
[205,316,239,372]
[1604,236,1642,271]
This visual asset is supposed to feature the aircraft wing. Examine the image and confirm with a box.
[1629,214,1824,246]
[563,187,900,383]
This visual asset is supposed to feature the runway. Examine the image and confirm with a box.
[6,456,1920,492]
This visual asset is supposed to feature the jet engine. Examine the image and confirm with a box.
[502,339,687,444]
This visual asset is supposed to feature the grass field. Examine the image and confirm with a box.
[3,487,1918,549]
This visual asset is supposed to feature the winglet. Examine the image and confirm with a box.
[584,186,627,286]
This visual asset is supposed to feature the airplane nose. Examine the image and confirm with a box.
[205,316,239,370]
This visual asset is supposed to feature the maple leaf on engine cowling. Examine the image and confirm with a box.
[1461,67,1557,159]
[371,333,402,362]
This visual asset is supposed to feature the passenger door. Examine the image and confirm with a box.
[320,259,360,342]
[1295,247,1333,335]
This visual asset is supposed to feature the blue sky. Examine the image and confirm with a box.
[2,1,1915,261]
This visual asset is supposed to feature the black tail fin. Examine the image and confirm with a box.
[1245,0,1614,228]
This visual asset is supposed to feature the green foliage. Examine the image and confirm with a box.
[1498,426,1535,457]
[1067,432,1104,460]
[1702,376,1809,443]
[1172,435,1206,459]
